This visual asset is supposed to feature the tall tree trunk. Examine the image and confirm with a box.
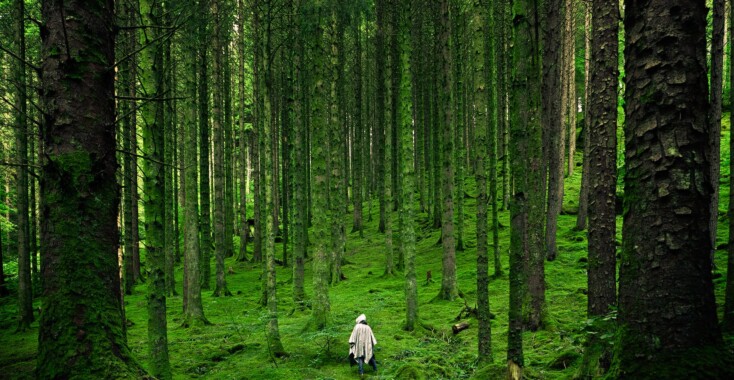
[404,0,419,332]
[618,1,729,377]
[383,0,395,277]
[565,0,577,177]
[140,0,171,376]
[376,0,387,234]
[37,0,145,376]
[14,0,33,332]
[330,5,346,283]
[542,0,563,262]
[199,0,213,288]
[472,0,493,363]
[576,2,592,231]
[491,0,504,278]
[292,0,307,306]
[212,0,231,298]
[352,8,364,238]
[182,0,208,328]
[579,0,618,376]
[310,0,331,330]
[726,0,734,333]
[163,2,176,297]
[237,0,249,262]
[710,0,725,266]
[437,0,458,301]
[122,0,136,295]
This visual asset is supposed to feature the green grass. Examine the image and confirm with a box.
[1,116,733,379]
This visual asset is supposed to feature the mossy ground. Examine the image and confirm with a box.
[1,116,733,379]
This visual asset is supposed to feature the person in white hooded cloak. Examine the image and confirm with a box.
[348,314,377,376]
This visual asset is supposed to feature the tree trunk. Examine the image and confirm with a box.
[14,0,33,332]
[182,0,208,328]
[710,0,725,266]
[236,0,249,263]
[437,0,458,301]
[140,0,172,375]
[376,0,387,234]
[472,0,493,363]
[576,2,592,231]
[726,0,734,333]
[564,0,576,177]
[37,0,145,376]
[310,1,331,330]
[163,3,176,297]
[618,1,729,377]
[199,0,213,289]
[292,0,307,306]
[352,7,364,238]
[542,0,563,262]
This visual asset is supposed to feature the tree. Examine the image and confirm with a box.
[542,0,563,262]
[401,0,417,331]
[375,0,387,235]
[710,0,725,265]
[14,0,33,332]
[437,0,458,301]
[575,2,592,231]
[37,0,145,376]
[617,1,733,377]
[579,0,618,375]
[727,0,734,333]
[182,0,209,328]
[199,0,213,288]
[508,0,542,375]
[309,0,331,330]
[472,0,492,363]
[211,0,231,298]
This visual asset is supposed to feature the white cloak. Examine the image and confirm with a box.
[349,322,377,362]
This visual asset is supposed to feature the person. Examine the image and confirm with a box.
[348,314,377,376]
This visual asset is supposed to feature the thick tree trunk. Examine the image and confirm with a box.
[352,9,364,238]
[37,0,145,376]
[376,0,387,234]
[292,0,307,306]
[618,1,730,377]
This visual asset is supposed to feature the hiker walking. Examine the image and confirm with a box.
[348,314,377,377]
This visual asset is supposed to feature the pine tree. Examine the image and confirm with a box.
[37,0,145,376]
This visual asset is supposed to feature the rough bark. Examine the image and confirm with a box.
[199,0,213,288]
[710,0,725,265]
[376,0,387,234]
[37,0,145,376]
[14,0,33,332]
[542,0,563,262]
[576,2,592,231]
[140,0,171,375]
[472,0,492,363]
[727,0,734,333]
[617,1,731,377]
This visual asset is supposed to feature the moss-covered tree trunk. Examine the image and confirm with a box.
[576,2,592,231]
[452,3,465,253]
[163,2,177,298]
[437,0,458,301]
[14,0,33,332]
[182,0,208,328]
[37,0,145,376]
[199,0,213,288]
[211,0,231,298]
[292,0,307,306]
[578,0,618,376]
[310,0,331,330]
[375,0,387,235]
[382,0,395,277]
[508,0,542,374]
[542,0,563,262]
[352,5,364,238]
[330,4,346,284]
[140,0,171,376]
[401,0,417,331]
[617,1,731,377]
[236,0,249,263]
[472,0,493,363]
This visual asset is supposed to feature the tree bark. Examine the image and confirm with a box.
[14,0,33,332]
[199,0,213,288]
[542,0,563,262]
[726,0,734,333]
[618,1,729,376]
[710,0,725,266]
[576,2,592,231]
[37,0,145,376]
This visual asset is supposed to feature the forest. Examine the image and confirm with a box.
[0,0,734,379]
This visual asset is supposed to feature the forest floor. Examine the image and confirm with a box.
[1,118,733,379]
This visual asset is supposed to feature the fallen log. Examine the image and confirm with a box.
[452,322,470,335]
